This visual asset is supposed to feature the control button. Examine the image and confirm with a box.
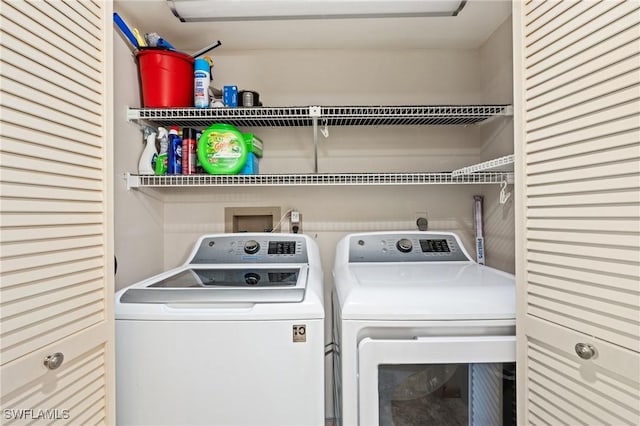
[244,240,260,254]
[396,238,413,253]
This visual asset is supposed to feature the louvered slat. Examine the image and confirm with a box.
[1,307,104,364]
[1,268,104,304]
[524,0,580,40]
[527,128,639,163]
[526,1,625,60]
[0,224,104,242]
[0,258,104,289]
[527,261,636,294]
[527,271,638,306]
[526,2,639,85]
[1,345,106,425]
[0,8,101,95]
[526,101,638,143]
[527,341,639,425]
[0,122,103,159]
[526,114,639,154]
[527,51,639,111]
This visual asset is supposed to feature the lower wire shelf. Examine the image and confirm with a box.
[126,172,514,190]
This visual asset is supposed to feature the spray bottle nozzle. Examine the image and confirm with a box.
[142,126,156,140]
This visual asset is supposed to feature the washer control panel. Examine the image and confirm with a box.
[191,235,308,264]
[348,233,470,262]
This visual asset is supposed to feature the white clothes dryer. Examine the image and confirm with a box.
[116,233,324,426]
[332,231,515,426]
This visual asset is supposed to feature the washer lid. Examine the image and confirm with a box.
[335,262,515,320]
[120,266,307,304]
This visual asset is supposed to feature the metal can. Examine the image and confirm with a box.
[242,91,255,107]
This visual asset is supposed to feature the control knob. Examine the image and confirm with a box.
[396,238,413,253]
[244,240,260,254]
[244,273,260,285]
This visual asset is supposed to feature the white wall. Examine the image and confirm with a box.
[212,48,482,106]
[158,43,513,273]
[113,35,165,290]
[478,16,515,273]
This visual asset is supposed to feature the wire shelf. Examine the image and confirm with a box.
[451,155,514,176]
[320,105,512,126]
[128,106,313,127]
[126,172,514,189]
[127,105,512,127]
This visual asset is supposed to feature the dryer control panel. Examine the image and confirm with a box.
[348,232,471,263]
[190,234,309,264]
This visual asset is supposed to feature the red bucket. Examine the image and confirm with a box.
[136,49,194,108]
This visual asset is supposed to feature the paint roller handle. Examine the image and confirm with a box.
[192,40,222,58]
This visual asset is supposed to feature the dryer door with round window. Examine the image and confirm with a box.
[358,336,516,426]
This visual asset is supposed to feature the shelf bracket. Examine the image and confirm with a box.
[126,107,140,122]
[125,172,141,190]
[126,107,156,131]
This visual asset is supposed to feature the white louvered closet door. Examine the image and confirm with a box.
[0,0,114,424]
[514,0,640,425]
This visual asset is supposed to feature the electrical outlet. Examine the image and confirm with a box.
[290,211,302,234]
[414,212,428,231]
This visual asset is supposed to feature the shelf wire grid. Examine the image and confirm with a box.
[320,105,512,126]
[128,105,512,127]
[130,106,313,127]
[129,172,513,188]
[451,154,515,176]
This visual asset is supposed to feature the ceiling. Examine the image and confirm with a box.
[114,0,512,52]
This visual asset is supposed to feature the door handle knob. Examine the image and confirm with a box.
[575,343,596,360]
[44,352,64,370]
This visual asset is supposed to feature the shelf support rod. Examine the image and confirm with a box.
[310,106,321,173]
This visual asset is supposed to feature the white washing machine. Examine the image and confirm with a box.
[332,231,516,426]
[116,233,324,426]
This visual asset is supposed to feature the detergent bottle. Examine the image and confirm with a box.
[154,127,169,175]
[167,126,182,175]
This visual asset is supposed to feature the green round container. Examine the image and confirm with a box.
[197,123,248,174]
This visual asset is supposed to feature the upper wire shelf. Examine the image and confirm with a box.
[127,105,513,127]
